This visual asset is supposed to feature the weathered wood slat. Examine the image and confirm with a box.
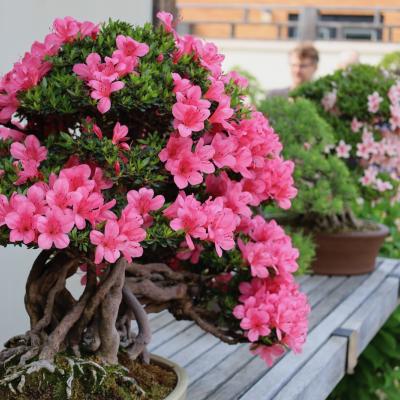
[300,275,329,293]
[149,320,193,351]
[152,324,205,358]
[148,311,175,332]
[186,342,242,383]
[296,275,310,285]
[307,276,347,308]
[188,344,252,399]
[308,274,369,330]
[170,333,220,367]
[240,259,398,400]
[341,277,399,363]
[273,337,347,400]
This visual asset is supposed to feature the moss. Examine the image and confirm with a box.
[0,352,177,400]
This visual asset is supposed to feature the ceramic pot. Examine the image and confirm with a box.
[151,354,188,400]
[312,223,389,275]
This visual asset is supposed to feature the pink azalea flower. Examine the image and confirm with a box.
[209,95,233,129]
[169,194,207,249]
[10,135,47,164]
[351,117,363,133]
[92,167,113,192]
[204,77,225,101]
[70,187,104,229]
[46,178,74,210]
[5,199,37,244]
[194,138,215,174]
[157,11,174,33]
[239,240,274,278]
[172,102,210,137]
[37,207,74,249]
[73,53,102,81]
[0,126,26,142]
[0,92,20,123]
[159,135,192,163]
[88,77,125,114]
[367,91,383,114]
[172,73,192,94]
[166,151,203,189]
[26,184,48,214]
[127,188,165,216]
[114,35,149,59]
[211,133,237,168]
[336,140,351,158]
[225,71,249,89]
[240,308,271,342]
[112,122,130,150]
[14,160,41,186]
[321,89,337,112]
[176,242,204,264]
[79,21,100,39]
[0,195,11,226]
[90,220,126,264]
[53,16,80,43]
[205,202,239,256]
[59,164,95,193]
[251,344,285,366]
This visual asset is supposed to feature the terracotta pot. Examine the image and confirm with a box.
[151,354,188,400]
[312,223,389,275]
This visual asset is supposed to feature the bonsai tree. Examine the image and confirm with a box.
[259,97,359,232]
[292,64,400,257]
[0,14,310,398]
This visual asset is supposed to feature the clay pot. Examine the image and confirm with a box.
[151,354,188,400]
[312,223,389,275]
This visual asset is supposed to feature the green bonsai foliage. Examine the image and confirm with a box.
[259,97,358,232]
[380,51,400,77]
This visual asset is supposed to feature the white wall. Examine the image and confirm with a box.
[0,0,152,347]
[0,0,152,74]
[215,39,400,93]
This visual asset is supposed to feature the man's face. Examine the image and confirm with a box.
[289,54,317,88]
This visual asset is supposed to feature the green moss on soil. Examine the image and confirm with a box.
[0,351,177,400]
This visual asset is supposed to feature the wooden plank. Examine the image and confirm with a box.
[148,310,166,321]
[300,275,329,294]
[240,259,398,400]
[273,337,347,400]
[170,333,220,367]
[152,324,205,358]
[188,344,252,400]
[308,275,369,330]
[149,311,175,332]
[307,276,347,308]
[186,342,242,384]
[149,320,193,351]
[341,276,399,370]
[296,275,310,285]
[389,263,400,278]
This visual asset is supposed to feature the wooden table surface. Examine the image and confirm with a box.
[148,258,400,400]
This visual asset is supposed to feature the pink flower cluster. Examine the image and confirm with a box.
[164,192,239,257]
[0,17,98,123]
[233,275,309,365]
[238,217,299,281]
[1,146,164,264]
[321,89,337,113]
[367,91,383,114]
[73,35,149,113]
[358,129,400,192]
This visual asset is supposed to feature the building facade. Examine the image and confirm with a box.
[177,0,400,42]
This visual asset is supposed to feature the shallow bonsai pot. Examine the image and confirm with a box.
[312,223,389,275]
[151,354,188,400]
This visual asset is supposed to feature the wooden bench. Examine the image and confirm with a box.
[147,258,400,400]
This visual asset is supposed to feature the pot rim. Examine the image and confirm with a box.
[315,222,389,239]
[150,354,188,400]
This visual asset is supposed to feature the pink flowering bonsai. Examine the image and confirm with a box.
[0,14,309,398]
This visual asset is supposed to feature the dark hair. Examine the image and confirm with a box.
[290,43,319,64]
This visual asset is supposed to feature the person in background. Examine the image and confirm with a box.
[266,42,319,98]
